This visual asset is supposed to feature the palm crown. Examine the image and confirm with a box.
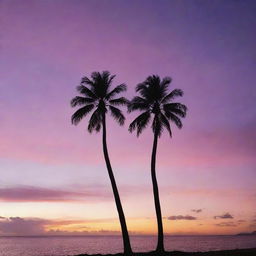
[128,75,187,137]
[71,71,128,131]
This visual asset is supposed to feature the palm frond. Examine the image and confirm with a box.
[147,75,160,86]
[107,74,116,86]
[95,123,101,132]
[163,103,187,118]
[109,106,125,126]
[100,71,115,94]
[160,77,172,98]
[135,83,149,99]
[128,96,149,112]
[129,111,151,136]
[109,97,129,106]
[81,76,94,86]
[70,96,95,107]
[161,89,184,104]
[91,71,101,82]
[76,85,97,99]
[136,83,147,92]
[101,70,111,82]
[160,113,172,137]
[160,77,172,87]
[167,113,183,129]
[88,108,102,133]
[106,84,127,100]
[71,104,94,125]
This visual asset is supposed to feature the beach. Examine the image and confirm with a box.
[74,248,256,256]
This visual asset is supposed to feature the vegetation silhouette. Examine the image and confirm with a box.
[74,248,256,256]
[128,75,187,253]
[71,71,132,255]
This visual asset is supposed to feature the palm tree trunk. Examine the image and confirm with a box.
[102,113,132,255]
[151,132,164,252]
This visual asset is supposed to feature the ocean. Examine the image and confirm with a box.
[0,235,255,256]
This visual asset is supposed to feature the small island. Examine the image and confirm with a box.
[237,231,256,236]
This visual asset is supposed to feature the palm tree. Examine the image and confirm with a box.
[128,75,187,253]
[71,71,132,255]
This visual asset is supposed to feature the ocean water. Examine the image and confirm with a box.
[0,235,255,256]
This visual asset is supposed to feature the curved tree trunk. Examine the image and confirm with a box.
[151,132,164,253]
[102,113,132,255]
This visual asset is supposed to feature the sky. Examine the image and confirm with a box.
[0,0,256,236]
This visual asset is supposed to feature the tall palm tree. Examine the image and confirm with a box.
[71,71,132,255]
[128,75,187,253]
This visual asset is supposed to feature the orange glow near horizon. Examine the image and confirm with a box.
[36,217,253,236]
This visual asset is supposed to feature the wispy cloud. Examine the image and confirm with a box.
[46,229,121,236]
[0,186,112,202]
[167,215,197,220]
[248,223,256,228]
[191,209,202,213]
[215,222,237,227]
[248,218,256,228]
[214,213,233,219]
[237,220,246,224]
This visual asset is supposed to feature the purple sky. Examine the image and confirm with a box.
[0,0,256,236]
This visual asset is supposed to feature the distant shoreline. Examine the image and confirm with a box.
[236,231,256,236]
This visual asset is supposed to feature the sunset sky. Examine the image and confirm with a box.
[0,0,256,236]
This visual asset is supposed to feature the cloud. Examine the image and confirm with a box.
[248,218,256,228]
[0,186,112,202]
[248,223,256,228]
[0,217,47,235]
[45,229,121,236]
[191,209,202,213]
[237,220,246,224]
[50,218,117,225]
[0,216,122,236]
[167,215,197,220]
[214,213,233,219]
[215,222,237,227]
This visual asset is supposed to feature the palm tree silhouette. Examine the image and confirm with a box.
[128,75,187,253]
[71,71,132,255]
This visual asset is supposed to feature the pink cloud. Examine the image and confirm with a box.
[0,217,46,236]
[167,215,197,220]
[0,186,112,202]
[0,216,122,236]
[214,213,234,219]
[214,222,237,227]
